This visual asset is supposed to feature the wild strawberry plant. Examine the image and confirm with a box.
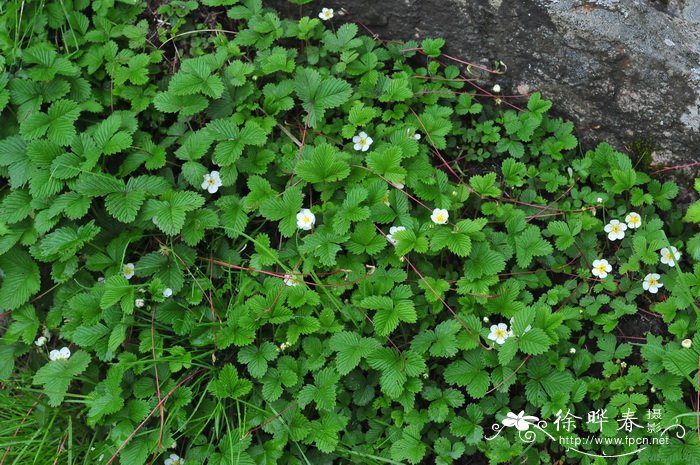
[0,1,699,464]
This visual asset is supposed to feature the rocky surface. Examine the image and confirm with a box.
[274,0,700,188]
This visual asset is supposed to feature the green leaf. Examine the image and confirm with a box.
[259,185,303,237]
[4,304,40,344]
[421,37,445,57]
[33,351,91,406]
[86,366,125,425]
[380,77,413,102]
[1,190,33,223]
[367,348,425,398]
[149,191,206,235]
[390,425,426,464]
[238,342,278,378]
[74,173,125,197]
[515,225,553,268]
[181,208,219,246]
[518,328,551,355]
[294,68,352,127]
[72,323,110,347]
[546,220,581,251]
[169,56,224,98]
[469,173,501,198]
[297,367,340,411]
[663,348,699,377]
[210,119,269,166]
[296,143,350,183]
[393,229,429,256]
[430,227,472,257]
[20,99,80,146]
[298,230,346,266]
[527,92,552,114]
[153,92,209,116]
[444,356,489,398]
[329,331,381,375]
[361,295,417,336]
[208,364,253,399]
[366,146,405,184]
[0,248,41,310]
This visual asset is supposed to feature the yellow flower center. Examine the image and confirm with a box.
[436,214,445,222]
[495,329,506,338]
[648,278,657,286]
[611,224,621,233]
[207,178,216,186]
[596,264,607,273]
[665,252,673,260]
[359,137,366,145]
[629,216,639,225]
[303,216,310,223]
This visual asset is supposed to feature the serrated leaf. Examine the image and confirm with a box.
[20,99,80,146]
[329,331,380,375]
[33,351,90,406]
[0,248,41,310]
[294,68,352,127]
[296,143,350,183]
[518,328,550,355]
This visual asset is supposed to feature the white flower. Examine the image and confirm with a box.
[502,411,539,431]
[35,336,47,347]
[682,338,692,349]
[591,259,612,279]
[97,276,105,282]
[283,273,300,287]
[482,316,490,323]
[660,246,681,267]
[492,84,501,93]
[596,197,603,204]
[318,7,334,20]
[352,132,373,152]
[642,273,663,294]
[487,323,510,345]
[122,263,135,280]
[163,288,173,298]
[164,454,184,465]
[387,226,406,245]
[414,133,421,140]
[201,171,222,194]
[604,219,627,241]
[278,341,292,352]
[135,299,145,308]
[296,209,316,230]
[569,348,576,354]
[430,208,449,225]
[625,212,642,229]
[49,347,71,361]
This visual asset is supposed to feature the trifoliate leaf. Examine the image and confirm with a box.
[329,331,381,375]
[296,143,350,183]
[20,99,80,146]
[33,351,91,406]
[294,68,352,127]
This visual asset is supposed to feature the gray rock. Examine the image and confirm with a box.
[273,0,700,189]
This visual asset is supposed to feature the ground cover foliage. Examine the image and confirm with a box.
[1,0,700,464]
